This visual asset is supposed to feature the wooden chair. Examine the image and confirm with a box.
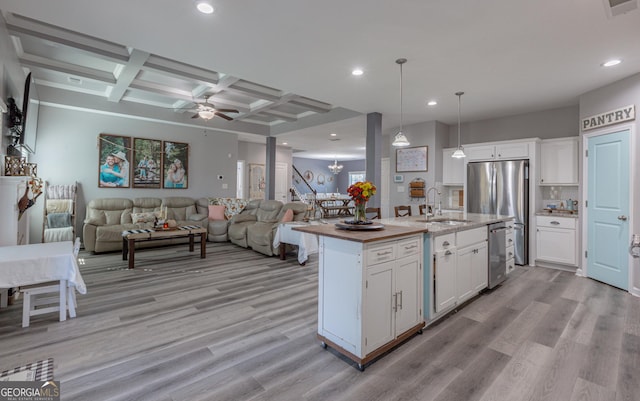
[394,205,412,217]
[365,207,381,220]
[21,238,80,327]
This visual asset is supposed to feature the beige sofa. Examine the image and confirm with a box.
[83,196,207,253]
[227,200,307,256]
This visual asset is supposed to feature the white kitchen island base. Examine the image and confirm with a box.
[295,224,426,370]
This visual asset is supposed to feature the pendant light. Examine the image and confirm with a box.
[451,91,466,158]
[328,158,343,174]
[392,58,410,147]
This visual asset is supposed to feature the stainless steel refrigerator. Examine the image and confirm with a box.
[467,160,529,265]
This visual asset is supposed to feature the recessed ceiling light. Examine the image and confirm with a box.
[330,133,337,137]
[196,1,214,14]
[427,100,437,106]
[352,68,363,76]
[602,59,621,67]
[282,142,288,145]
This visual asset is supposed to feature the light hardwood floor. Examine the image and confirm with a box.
[1,242,639,401]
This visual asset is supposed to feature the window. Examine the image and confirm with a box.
[348,171,365,186]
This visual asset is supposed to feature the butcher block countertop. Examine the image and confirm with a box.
[293,223,425,243]
[293,212,513,242]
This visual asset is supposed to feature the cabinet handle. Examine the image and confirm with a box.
[442,241,450,246]
[509,252,513,257]
[398,291,403,310]
[508,238,513,243]
[404,245,417,250]
[392,293,398,312]
[376,250,393,256]
[618,215,628,221]
[444,250,452,256]
[551,221,560,225]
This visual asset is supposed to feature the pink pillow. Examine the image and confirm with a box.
[208,205,226,221]
[281,208,294,222]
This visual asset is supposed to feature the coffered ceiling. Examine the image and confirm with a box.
[1,0,639,160]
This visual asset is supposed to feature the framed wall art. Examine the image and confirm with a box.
[163,141,189,189]
[396,146,428,172]
[98,133,131,188]
[133,137,162,189]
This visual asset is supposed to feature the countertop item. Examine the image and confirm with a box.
[536,210,579,218]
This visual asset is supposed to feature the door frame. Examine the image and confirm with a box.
[581,123,638,296]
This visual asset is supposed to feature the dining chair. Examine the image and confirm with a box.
[365,207,381,220]
[20,238,80,327]
[394,205,412,217]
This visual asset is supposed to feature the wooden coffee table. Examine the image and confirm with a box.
[121,225,207,269]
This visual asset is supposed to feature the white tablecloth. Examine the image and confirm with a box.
[0,241,87,294]
[273,222,319,264]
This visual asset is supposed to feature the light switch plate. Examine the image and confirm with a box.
[222,183,228,189]
[398,186,405,192]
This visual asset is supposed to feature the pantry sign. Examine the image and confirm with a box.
[582,104,635,131]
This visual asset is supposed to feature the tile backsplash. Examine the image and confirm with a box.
[541,186,579,210]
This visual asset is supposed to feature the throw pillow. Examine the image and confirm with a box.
[131,212,157,224]
[281,209,294,222]
[208,205,226,221]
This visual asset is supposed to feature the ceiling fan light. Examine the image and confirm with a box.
[198,109,215,120]
[392,132,410,147]
[451,148,466,158]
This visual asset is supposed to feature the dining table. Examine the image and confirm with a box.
[0,241,87,321]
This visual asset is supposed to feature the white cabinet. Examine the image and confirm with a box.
[433,227,488,313]
[464,142,530,161]
[505,220,515,274]
[535,216,577,266]
[0,176,30,246]
[318,234,423,369]
[442,148,464,185]
[539,137,578,185]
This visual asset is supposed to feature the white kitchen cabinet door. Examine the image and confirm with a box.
[442,148,464,185]
[539,138,578,185]
[495,142,529,159]
[536,226,577,265]
[464,145,495,161]
[456,245,475,302]
[472,241,488,292]
[394,255,421,335]
[364,261,395,354]
[435,249,457,313]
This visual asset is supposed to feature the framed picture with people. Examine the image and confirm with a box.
[98,133,131,188]
[163,141,189,189]
[133,137,162,189]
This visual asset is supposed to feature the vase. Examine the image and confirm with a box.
[353,202,367,224]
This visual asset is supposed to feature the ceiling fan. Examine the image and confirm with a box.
[187,95,239,121]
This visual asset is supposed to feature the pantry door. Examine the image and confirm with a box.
[586,129,630,290]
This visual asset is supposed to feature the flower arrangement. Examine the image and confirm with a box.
[347,181,377,224]
[347,181,377,205]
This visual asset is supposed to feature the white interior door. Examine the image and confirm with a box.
[275,162,288,203]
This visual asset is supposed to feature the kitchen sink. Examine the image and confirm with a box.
[418,217,470,225]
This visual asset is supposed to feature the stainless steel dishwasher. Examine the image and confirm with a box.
[488,222,507,289]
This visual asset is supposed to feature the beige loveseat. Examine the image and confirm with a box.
[227,200,307,256]
[83,196,207,253]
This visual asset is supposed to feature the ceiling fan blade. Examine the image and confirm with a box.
[216,112,234,121]
[215,108,239,113]
[191,113,199,119]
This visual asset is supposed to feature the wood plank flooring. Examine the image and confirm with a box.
[1,243,639,401]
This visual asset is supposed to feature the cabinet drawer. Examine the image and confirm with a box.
[456,227,487,247]
[397,237,420,259]
[536,216,576,229]
[506,244,515,261]
[434,233,455,251]
[505,220,515,230]
[366,243,396,265]
[506,258,515,274]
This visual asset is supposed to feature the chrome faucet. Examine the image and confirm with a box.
[425,187,441,220]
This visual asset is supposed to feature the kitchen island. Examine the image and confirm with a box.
[295,212,513,370]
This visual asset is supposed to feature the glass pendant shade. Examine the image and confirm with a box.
[392,132,410,147]
[451,148,466,158]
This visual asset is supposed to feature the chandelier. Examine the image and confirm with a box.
[328,159,343,174]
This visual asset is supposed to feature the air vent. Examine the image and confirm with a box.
[68,76,83,84]
[604,0,638,17]
[328,138,341,142]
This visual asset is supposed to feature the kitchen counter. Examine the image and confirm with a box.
[294,211,514,240]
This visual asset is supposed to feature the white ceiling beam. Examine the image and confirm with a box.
[143,55,219,85]
[108,49,150,102]
[18,53,116,84]
[288,96,333,113]
[5,13,130,63]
